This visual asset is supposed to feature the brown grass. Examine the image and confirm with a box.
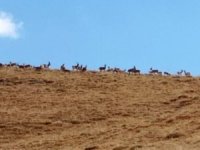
[0,67,200,150]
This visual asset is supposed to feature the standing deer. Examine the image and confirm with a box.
[44,61,51,69]
[81,65,87,72]
[77,65,83,71]
[0,63,4,67]
[128,66,140,74]
[99,65,106,72]
[34,65,44,71]
[177,70,184,76]
[184,70,191,77]
[107,66,114,72]
[149,67,159,74]
[72,63,79,70]
[164,72,171,76]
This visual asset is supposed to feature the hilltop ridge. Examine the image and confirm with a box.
[0,67,200,150]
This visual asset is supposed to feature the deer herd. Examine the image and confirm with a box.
[0,61,192,77]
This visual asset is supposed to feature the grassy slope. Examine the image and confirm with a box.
[0,67,200,150]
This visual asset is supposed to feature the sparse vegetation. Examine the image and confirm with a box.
[0,67,200,149]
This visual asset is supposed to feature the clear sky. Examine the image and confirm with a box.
[1,0,200,75]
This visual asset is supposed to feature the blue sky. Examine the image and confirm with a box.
[1,0,200,75]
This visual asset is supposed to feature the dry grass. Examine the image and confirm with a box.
[0,67,200,150]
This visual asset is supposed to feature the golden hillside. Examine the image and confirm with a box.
[0,67,200,150]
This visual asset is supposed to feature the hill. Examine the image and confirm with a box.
[0,67,200,150]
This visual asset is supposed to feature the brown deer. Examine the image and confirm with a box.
[72,63,79,70]
[149,67,159,74]
[60,64,70,72]
[128,66,140,74]
[184,70,191,77]
[164,72,171,76]
[34,65,43,71]
[0,63,4,67]
[81,65,87,72]
[43,62,51,69]
[99,65,106,72]
[107,66,114,72]
[177,70,184,76]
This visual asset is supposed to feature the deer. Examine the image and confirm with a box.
[164,72,171,76]
[128,66,140,74]
[18,64,25,69]
[34,65,44,71]
[72,63,79,70]
[24,64,32,68]
[60,64,65,70]
[81,65,87,72]
[77,65,83,71]
[184,70,191,77]
[131,69,140,74]
[107,66,114,72]
[33,62,50,71]
[7,62,18,67]
[0,63,4,67]
[18,64,32,69]
[60,64,70,72]
[113,67,120,73]
[177,70,184,76]
[99,65,106,72]
[149,67,159,74]
[43,62,51,69]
